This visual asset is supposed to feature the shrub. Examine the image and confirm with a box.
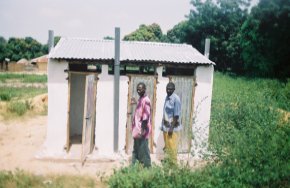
[0,170,42,188]
[108,163,203,188]
[209,72,290,187]
[8,101,30,116]
[0,87,47,101]
[0,91,12,101]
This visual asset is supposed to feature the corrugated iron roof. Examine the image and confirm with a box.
[31,55,48,63]
[49,37,215,65]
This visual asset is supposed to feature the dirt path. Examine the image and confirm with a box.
[0,115,123,177]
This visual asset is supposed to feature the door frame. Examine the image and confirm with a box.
[66,71,98,155]
[125,74,157,154]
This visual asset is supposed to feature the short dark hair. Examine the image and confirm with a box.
[166,82,175,89]
[137,82,146,89]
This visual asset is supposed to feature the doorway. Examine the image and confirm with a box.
[125,75,157,154]
[170,76,195,153]
[66,72,98,163]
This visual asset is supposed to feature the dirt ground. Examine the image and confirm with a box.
[0,115,125,178]
[0,114,206,178]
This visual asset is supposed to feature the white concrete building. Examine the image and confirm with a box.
[40,37,215,162]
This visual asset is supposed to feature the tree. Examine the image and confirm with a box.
[123,23,165,42]
[184,0,250,71]
[165,21,189,43]
[0,36,8,62]
[54,36,61,46]
[103,36,114,40]
[240,0,290,78]
[42,36,61,54]
[6,37,45,61]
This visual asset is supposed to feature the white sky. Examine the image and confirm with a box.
[0,0,191,44]
[0,0,259,45]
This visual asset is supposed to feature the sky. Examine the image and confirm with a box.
[0,0,259,45]
[0,0,192,44]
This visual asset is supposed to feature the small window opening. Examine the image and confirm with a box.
[162,66,195,76]
[108,64,155,75]
[69,63,101,73]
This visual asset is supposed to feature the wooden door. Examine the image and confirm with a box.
[81,74,97,164]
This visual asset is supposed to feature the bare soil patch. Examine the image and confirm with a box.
[0,115,124,178]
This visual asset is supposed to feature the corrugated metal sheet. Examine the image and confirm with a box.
[126,75,156,154]
[49,37,215,65]
[171,76,195,153]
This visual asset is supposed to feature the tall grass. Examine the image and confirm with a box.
[108,72,289,187]
[0,87,47,101]
[8,101,31,116]
[209,75,289,187]
[0,73,47,83]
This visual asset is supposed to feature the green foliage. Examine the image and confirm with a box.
[108,163,201,188]
[8,100,30,115]
[6,37,44,61]
[240,0,290,78]
[165,21,189,43]
[0,169,97,188]
[185,0,249,71]
[0,170,42,188]
[54,36,61,46]
[123,23,165,42]
[0,87,47,101]
[104,36,114,40]
[0,37,8,62]
[0,74,47,102]
[164,0,289,79]
[209,72,290,187]
[0,90,12,101]
[0,36,47,62]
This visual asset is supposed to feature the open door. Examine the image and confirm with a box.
[81,74,97,164]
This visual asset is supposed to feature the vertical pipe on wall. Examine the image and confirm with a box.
[48,30,54,52]
[204,38,210,58]
[114,27,120,152]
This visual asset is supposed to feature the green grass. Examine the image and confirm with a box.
[0,73,47,101]
[207,72,290,187]
[0,170,103,188]
[212,72,290,111]
[0,73,48,118]
[0,87,47,101]
[7,101,31,116]
[0,73,47,83]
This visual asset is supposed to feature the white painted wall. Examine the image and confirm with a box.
[154,66,168,154]
[94,65,114,156]
[118,73,129,154]
[94,65,129,156]
[192,65,214,158]
[42,62,214,159]
[42,59,68,156]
